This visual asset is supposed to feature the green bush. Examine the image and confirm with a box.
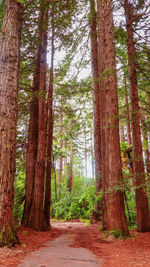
[51,177,96,221]
[14,172,25,223]
[123,168,137,227]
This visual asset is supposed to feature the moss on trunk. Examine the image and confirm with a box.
[0,226,19,247]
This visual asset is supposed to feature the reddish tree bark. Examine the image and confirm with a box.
[89,0,102,220]
[28,1,49,231]
[124,74,132,146]
[44,4,55,226]
[96,0,108,228]
[124,0,150,232]
[22,44,41,227]
[0,0,23,246]
[120,126,126,142]
[102,0,128,234]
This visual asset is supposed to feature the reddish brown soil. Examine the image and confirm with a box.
[0,225,61,267]
[0,222,150,266]
[70,223,150,267]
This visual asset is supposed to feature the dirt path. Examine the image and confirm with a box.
[18,231,101,267]
[1,221,150,266]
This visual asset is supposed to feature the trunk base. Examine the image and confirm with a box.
[0,226,19,247]
[90,210,102,223]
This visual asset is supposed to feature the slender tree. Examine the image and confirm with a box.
[124,74,132,145]
[57,111,63,188]
[124,0,150,232]
[89,0,102,220]
[140,112,150,177]
[69,139,73,192]
[0,0,23,246]
[96,0,108,228]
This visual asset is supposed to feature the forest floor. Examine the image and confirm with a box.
[0,221,150,266]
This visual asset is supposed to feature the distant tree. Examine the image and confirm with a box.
[0,0,23,246]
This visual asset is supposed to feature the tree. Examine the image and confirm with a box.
[22,29,41,227]
[101,0,128,234]
[22,1,44,227]
[0,0,23,246]
[124,0,150,232]
[57,110,63,189]
[27,0,50,231]
[96,0,108,228]
[44,2,55,226]
[89,0,102,220]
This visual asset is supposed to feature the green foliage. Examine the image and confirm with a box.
[104,229,124,239]
[51,176,95,221]
[123,169,137,227]
[22,231,28,235]
[14,172,25,223]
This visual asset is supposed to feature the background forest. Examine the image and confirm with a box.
[0,0,150,247]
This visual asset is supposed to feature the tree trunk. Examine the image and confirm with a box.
[124,74,132,146]
[102,0,128,234]
[44,4,55,227]
[91,130,95,179]
[58,112,63,189]
[124,0,150,232]
[96,0,108,228]
[140,111,150,178]
[0,0,23,246]
[28,1,49,231]
[84,129,88,178]
[22,42,41,227]
[89,0,102,220]
[69,139,73,192]
[52,156,57,201]
[120,126,126,142]
[64,139,68,177]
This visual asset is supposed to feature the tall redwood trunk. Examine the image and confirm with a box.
[89,0,102,219]
[0,0,23,246]
[124,0,150,232]
[102,0,128,234]
[96,0,108,228]
[28,1,49,231]
[22,44,41,226]
[44,4,55,226]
